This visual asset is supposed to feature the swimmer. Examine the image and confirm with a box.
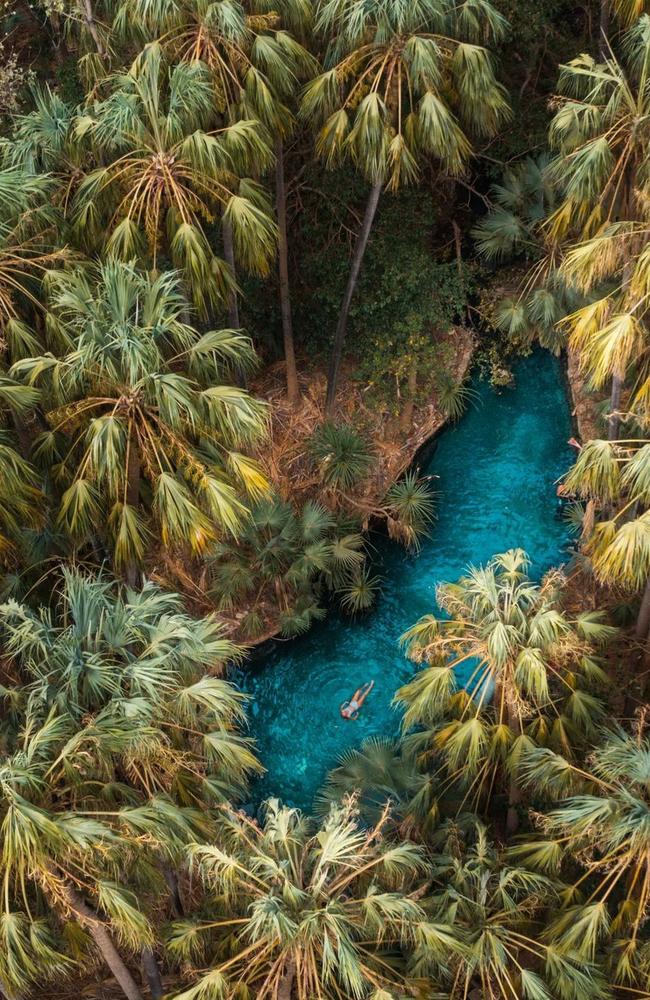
[340,681,374,720]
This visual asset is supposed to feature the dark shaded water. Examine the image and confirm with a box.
[243,351,574,809]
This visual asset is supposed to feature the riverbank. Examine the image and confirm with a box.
[153,327,475,645]
[253,326,475,512]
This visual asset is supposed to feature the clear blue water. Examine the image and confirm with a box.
[242,351,574,809]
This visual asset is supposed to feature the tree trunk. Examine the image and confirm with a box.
[48,9,69,64]
[222,219,247,390]
[277,957,296,1000]
[275,135,300,403]
[141,948,164,1000]
[223,219,240,330]
[81,0,105,57]
[505,698,522,835]
[162,865,184,917]
[324,179,382,417]
[506,772,523,835]
[599,0,609,60]
[608,372,623,441]
[60,882,143,1000]
[399,360,418,436]
[125,435,141,589]
[635,575,650,641]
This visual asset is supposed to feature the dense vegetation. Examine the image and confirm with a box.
[0,0,650,998]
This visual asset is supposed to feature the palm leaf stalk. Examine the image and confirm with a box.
[11,259,269,582]
[397,548,615,833]
[0,569,258,1000]
[302,0,509,415]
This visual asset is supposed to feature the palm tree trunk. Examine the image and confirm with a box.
[505,699,522,835]
[325,179,382,417]
[223,219,240,330]
[223,219,248,390]
[125,435,140,589]
[81,0,105,57]
[599,1,609,60]
[608,372,623,441]
[275,135,299,403]
[399,359,418,436]
[277,958,296,1000]
[141,948,164,1000]
[60,881,143,1000]
[162,864,184,917]
[635,575,650,641]
[506,773,523,835]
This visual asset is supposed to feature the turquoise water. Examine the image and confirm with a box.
[243,351,574,809]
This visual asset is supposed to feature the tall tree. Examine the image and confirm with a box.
[302,0,509,416]
[114,0,317,399]
[397,549,614,833]
[11,260,268,582]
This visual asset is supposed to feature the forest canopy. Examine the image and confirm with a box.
[1,1,650,999]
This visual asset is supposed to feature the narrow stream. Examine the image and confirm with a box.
[243,351,574,809]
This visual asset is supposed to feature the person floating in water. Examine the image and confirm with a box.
[340,681,374,720]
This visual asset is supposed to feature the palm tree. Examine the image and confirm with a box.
[0,569,259,1000]
[410,816,610,999]
[168,796,427,1000]
[308,420,373,491]
[0,165,56,566]
[208,493,368,636]
[115,0,317,400]
[397,549,615,833]
[316,735,438,831]
[514,722,650,992]
[72,43,277,317]
[547,16,650,438]
[473,154,582,355]
[0,165,63,341]
[563,437,650,645]
[302,0,509,415]
[11,260,269,583]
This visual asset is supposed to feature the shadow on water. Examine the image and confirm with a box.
[238,350,575,810]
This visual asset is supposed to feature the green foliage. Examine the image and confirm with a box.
[517,723,650,990]
[397,549,615,817]
[207,494,372,636]
[12,259,268,574]
[385,470,437,549]
[171,796,428,999]
[290,176,474,410]
[308,421,374,491]
[0,569,256,994]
